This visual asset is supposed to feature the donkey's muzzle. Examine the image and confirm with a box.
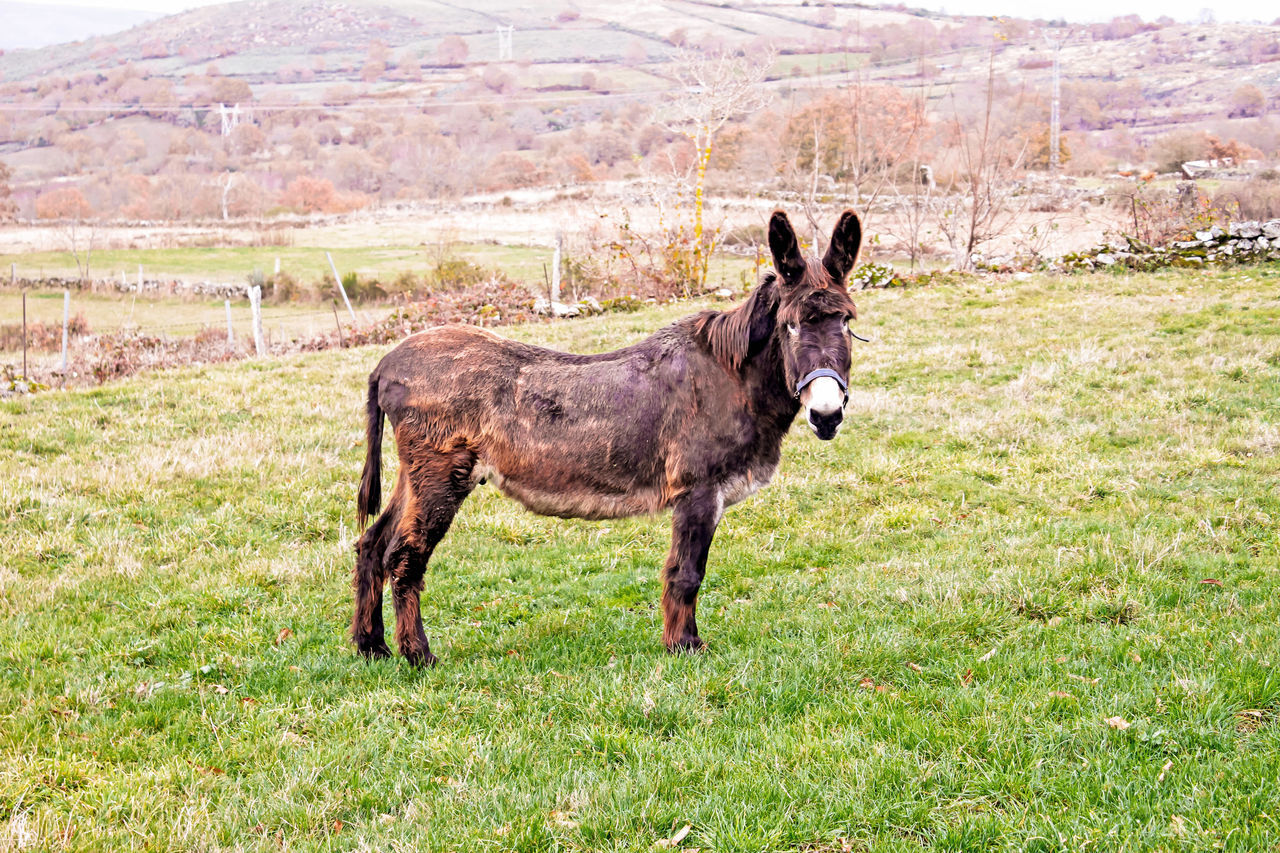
[808,406,843,440]
[797,369,848,440]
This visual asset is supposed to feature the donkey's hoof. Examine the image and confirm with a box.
[356,639,392,660]
[665,636,706,655]
[403,649,438,668]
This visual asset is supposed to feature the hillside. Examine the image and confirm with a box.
[0,0,1277,267]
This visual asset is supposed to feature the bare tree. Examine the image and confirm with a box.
[0,162,16,223]
[35,188,96,283]
[661,46,774,291]
[938,44,1030,268]
[780,79,926,259]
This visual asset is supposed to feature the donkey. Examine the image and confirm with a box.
[352,209,863,665]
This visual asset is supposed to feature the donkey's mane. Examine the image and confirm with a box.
[693,270,857,374]
[692,273,779,373]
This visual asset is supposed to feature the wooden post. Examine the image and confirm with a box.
[224,299,234,346]
[326,251,357,323]
[138,264,143,292]
[551,232,562,304]
[9,263,14,287]
[274,257,280,275]
[61,290,70,373]
[248,285,265,356]
[332,300,345,347]
[21,290,27,380]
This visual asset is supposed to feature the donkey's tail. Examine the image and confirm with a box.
[356,375,383,529]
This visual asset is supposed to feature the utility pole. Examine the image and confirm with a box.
[1045,33,1065,173]
[218,103,241,137]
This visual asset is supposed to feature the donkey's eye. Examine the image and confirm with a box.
[787,324,798,337]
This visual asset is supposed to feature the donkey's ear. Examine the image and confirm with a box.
[746,272,779,351]
[768,210,806,285]
[822,209,862,285]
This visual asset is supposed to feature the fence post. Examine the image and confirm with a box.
[61,290,70,373]
[326,251,357,323]
[9,263,14,287]
[138,264,143,292]
[274,257,280,275]
[332,300,345,347]
[248,285,265,356]
[224,299,234,346]
[21,290,27,380]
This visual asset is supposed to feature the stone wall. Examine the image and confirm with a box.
[1057,219,1280,272]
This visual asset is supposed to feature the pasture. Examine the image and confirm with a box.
[2,266,1279,851]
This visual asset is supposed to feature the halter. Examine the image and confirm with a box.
[794,368,849,407]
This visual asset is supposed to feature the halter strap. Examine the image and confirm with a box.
[794,368,849,406]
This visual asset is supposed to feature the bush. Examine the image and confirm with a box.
[849,262,903,289]
[0,312,90,351]
[264,271,307,303]
[430,258,489,290]
[1215,178,1280,222]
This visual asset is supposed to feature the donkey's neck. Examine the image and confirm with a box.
[742,337,803,444]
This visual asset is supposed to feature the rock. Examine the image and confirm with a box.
[1095,253,1116,266]
[533,297,579,318]
[1195,231,1213,242]
[713,288,734,299]
[1264,222,1280,239]
[1236,223,1262,239]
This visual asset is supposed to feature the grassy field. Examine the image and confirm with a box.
[1,245,757,357]
[0,244,526,286]
[0,289,397,345]
[771,52,868,78]
[2,266,1279,851]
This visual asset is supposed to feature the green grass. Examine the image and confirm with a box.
[1,244,515,285]
[771,52,868,78]
[1,244,757,356]
[2,266,1279,851]
[0,290,396,344]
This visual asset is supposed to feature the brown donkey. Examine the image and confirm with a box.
[353,210,863,665]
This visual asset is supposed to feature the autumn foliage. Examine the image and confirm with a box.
[278,177,367,214]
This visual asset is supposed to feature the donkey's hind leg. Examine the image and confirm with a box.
[385,445,478,666]
[352,471,405,659]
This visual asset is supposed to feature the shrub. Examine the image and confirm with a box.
[430,258,489,290]
[0,312,90,351]
[264,271,307,303]
[1215,178,1280,221]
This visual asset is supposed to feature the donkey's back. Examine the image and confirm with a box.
[362,322,747,523]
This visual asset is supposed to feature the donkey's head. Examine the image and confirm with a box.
[769,209,862,440]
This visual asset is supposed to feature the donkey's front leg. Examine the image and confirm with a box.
[661,488,721,653]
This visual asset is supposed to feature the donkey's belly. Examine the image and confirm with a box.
[473,460,670,521]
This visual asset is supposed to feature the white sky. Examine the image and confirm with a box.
[51,0,1279,24]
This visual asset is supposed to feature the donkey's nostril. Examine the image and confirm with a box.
[808,407,843,440]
